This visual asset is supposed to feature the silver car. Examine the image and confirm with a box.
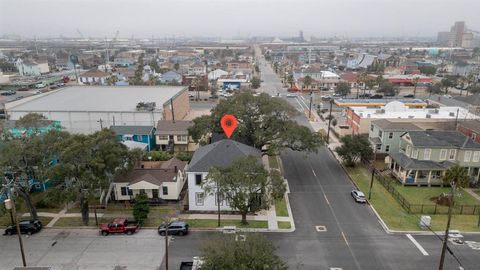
[351,190,366,203]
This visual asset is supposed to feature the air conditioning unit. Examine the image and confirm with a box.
[408,115,414,119]
[426,114,431,118]
[449,112,455,117]
[376,109,385,114]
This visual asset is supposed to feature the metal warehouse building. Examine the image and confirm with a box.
[5,86,189,134]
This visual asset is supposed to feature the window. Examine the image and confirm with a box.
[375,144,381,151]
[121,187,132,196]
[378,130,383,138]
[464,151,472,162]
[388,132,393,139]
[195,174,202,185]
[412,149,419,159]
[406,145,412,156]
[424,149,431,160]
[177,135,187,142]
[215,193,223,206]
[449,149,456,160]
[385,145,390,152]
[473,151,480,162]
[152,189,159,199]
[472,133,477,141]
[162,186,168,195]
[195,192,204,206]
[440,149,447,160]
[158,135,168,140]
[370,124,374,131]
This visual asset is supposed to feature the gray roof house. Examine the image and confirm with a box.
[186,139,262,211]
[155,120,197,152]
[368,119,422,154]
[386,130,480,186]
[160,70,182,83]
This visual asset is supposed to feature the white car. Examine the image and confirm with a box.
[286,93,297,98]
[351,190,366,203]
[443,94,452,99]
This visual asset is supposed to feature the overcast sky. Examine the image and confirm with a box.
[1,0,479,39]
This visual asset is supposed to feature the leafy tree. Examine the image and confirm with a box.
[133,192,150,225]
[441,76,456,94]
[443,165,469,188]
[132,54,145,85]
[303,75,313,90]
[335,134,373,167]
[149,60,160,73]
[335,82,351,97]
[50,130,130,225]
[145,151,172,161]
[106,75,118,86]
[200,234,287,270]
[173,63,180,71]
[419,66,437,75]
[203,156,284,224]
[377,81,399,96]
[188,92,323,153]
[0,59,17,72]
[426,82,443,97]
[273,62,279,74]
[15,113,50,133]
[175,151,193,162]
[210,81,218,97]
[250,76,261,89]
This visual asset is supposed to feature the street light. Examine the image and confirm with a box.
[4,198,27,267]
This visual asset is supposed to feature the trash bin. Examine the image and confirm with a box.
[420,215,431,229]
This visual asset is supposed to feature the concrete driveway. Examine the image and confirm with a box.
[0,228,165,270]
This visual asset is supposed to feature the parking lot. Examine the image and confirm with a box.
[0,228,166,270]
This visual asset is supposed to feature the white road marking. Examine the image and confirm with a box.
[294,97,306,110]
[298,96,310,108]
[406,234,429,256]
[312,169,317,177]
[324,194,330,205]
[341,231,350,246]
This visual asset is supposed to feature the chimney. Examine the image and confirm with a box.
[174,165,178,173]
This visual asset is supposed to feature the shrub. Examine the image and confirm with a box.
[175,152,193,162]
[133,193,150,225]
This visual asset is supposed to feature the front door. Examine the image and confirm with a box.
[152,189,159,199]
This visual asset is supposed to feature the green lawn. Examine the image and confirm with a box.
[187,219,268,229]
[277,221,291,229]
[0,214,53,227]
[275,197,289,217]
[393,183,479,205]
[268,155,279,169]
[346,166,480,232]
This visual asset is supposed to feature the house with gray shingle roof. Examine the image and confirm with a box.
[369,119,422,154]
[386,130,480,186]
[186,139,262,211]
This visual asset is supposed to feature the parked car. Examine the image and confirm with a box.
[4,219,42,235]
[332,93,342,97]
[384,92,395,97]
[370,94,383,99]
[358,93,371,98]
[35,83,46,89]
[321,95,332,101]
[1,90,16,96]
[286,93,297,98]
[158,221,189,236]
[99,218,140,236]
[351,190,366,203]
[17,87,29,91]
[403,94,415,98]
[56,82,65,87]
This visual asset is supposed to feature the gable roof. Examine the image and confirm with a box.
[405,130,480,149]
[187,139,262,172]
[372,119,422,131]
[111,125,154,135]
[80,69,109,77]
[156,120,193,135]
[114,159,185,185]
[390,153,454,170]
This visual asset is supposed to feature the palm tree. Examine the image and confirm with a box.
[412,76,419,98]
[287,74,294,88]
[438,165,469,270]
[357,72,368,98]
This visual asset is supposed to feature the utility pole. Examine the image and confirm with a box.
[368,149,377,200]
[326,100,333,144]
[98,118,104,129]
[438,183,455,270]
[4,197,27,267]
[308,91,313,119]
[217,179,221,227]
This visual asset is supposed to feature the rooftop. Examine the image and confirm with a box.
[111,125,155,135]
[6,86,185,113]
[372,119,422,131]
[156,120,193,135]
[405,130,480,149]
[335,99,427,106]
[390,153,454,170]
[458,120,480,133]
[187,139,261,172]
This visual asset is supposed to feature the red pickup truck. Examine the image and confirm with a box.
[99,218,140,236]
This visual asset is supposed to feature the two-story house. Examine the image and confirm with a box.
[386,130,480,186]
[186,139,262,211]
[113,158,187,201]
[155,120,198,152]
[111,125,156,151]
[457,120,480,144]
[368,120,422,155]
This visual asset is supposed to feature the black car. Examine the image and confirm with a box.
[403,94,415,98]
[158,221,189,236]
[359,93,371,98]
[4,219,42,235]
[370,94,383,99]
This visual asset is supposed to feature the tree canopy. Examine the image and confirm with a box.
[203,155,285,224]
[335,81,351,97]
[443,165,469,188]
[335,134,373,167]
[250,76,261,89]
[377,81,399,96]
[200,234,287,270]
[188,92,323,153]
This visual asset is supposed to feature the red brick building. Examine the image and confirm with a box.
[457,120,480,143]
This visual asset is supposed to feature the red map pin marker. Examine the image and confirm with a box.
[220,114,238,139]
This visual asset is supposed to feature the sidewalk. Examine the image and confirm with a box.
[22,206,105,227]
[464,188,480,202]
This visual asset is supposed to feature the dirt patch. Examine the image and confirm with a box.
[430,193,452,206]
